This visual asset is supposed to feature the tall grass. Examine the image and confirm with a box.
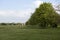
[0,25,60,40]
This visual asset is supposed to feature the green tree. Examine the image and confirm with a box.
[26,3,58,28]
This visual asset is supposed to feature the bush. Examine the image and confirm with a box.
[0,23,7,25]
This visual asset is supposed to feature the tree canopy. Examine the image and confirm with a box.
[26,3,59,28]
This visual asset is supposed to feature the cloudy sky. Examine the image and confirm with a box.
[0,0,60,23]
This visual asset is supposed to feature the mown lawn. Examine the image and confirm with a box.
[0,25,60,40]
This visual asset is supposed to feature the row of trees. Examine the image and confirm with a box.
[26,3,60,28]
[0,23,22,25]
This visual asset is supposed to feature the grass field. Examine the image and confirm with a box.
[0,25,60,40]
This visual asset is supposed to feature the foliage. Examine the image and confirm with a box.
[0,23,7,25]
[26,3,58,28]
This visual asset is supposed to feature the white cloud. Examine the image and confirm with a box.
[33,0,43,8]
[0,9,33,17]
[0,8,34,23]
[56,11,60,14]
[53,4,60,14]
[0,0,44,23]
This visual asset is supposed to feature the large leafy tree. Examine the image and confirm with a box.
[26,3,58,28]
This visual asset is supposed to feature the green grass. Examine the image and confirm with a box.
[0,25,60,40]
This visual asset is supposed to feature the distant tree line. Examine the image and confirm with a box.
[0,23,22,25]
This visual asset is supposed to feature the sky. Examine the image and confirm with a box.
[0,0,60,23]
